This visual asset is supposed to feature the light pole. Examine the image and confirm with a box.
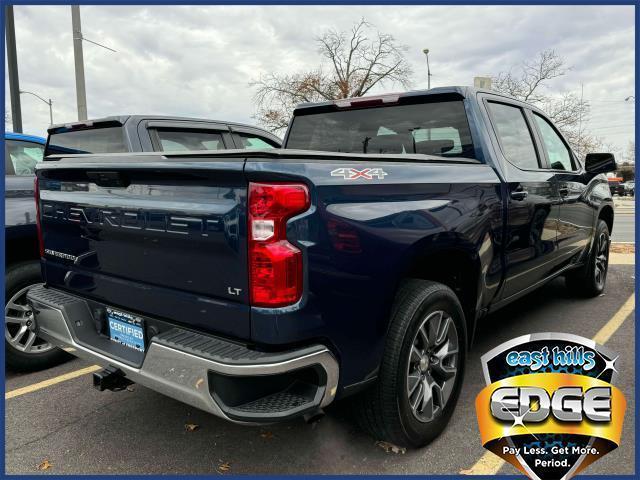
[422,48,432,90]
[20,90,53,126]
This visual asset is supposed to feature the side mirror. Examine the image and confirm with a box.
[585,153,616,175]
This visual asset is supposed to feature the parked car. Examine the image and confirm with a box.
[28,87,615,447]
[623,181,635,196]
[5,117,280,371]
[4,132,72,371]
[608,178,626,196]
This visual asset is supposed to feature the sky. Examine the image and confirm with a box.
[4,5,636,159]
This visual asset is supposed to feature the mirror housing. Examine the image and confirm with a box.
[585,153,617,175]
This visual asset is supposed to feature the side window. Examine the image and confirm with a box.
[235,133,278,149]
[6,140,44,175]
[487,102,539,169]
[152,129,225,152]
[533,114,574,171]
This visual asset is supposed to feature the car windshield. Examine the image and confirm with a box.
[286,100,476,159]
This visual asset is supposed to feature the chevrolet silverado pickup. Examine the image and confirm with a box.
[27,87,616,447]
[6,116,279,371]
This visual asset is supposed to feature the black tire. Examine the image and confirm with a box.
[565,219,610,297]
[353,279,467,448]
[5,261,72,371]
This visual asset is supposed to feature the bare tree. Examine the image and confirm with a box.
[251,19,413,133]
[624,140,635,164]
[492,50,600,159]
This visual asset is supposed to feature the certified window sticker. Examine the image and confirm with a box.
[475,333,626,480]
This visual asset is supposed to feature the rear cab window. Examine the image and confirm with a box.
[46,126,127,156]
[286,97,476,159]
[151,129,226,152]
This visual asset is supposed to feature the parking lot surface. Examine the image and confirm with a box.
[5,261,635,475]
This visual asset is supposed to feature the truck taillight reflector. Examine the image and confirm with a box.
[248,183,310,307]
[34,177,44,257]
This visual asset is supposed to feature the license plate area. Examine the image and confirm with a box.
[107,308,145,353]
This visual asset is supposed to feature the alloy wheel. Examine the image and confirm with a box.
[406,310,459,423]
[594,232,609,289]
[5,284,54,354]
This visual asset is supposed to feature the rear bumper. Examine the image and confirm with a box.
[26,286,339,424]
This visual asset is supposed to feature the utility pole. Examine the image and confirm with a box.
[6,6,23,132]
[71,5,88,120]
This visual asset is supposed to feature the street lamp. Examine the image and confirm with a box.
[19,90,53,126]
[422,48,432,89]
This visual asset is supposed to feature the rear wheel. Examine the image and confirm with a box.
[5,261,72,371]
[353,279,466,448]
[565,219,610,297]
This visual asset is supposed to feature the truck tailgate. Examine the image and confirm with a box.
[36,156,250,339]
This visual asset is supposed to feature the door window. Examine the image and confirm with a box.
[487,102,539,169]
[6,139,44,175]
[235,134,278,149]
[533,114,574,171]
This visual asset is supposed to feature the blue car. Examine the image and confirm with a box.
[5,132,46,175]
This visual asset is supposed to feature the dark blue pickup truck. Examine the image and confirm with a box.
[27,87,616,447]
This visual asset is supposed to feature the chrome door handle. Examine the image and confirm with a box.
[510,190,528,201]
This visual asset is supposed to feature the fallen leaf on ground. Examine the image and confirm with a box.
[375,441,406,454]
[37,459,53,471]
[185,423,199,432]
[260,431,274,439]
[217,461,231,473]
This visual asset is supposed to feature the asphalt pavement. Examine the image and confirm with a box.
[4,260,636,475]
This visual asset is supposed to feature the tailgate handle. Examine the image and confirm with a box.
[87,171,129,188]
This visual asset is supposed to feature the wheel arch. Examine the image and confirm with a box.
[398,241,482,348]
[5,226,40,268]
[598,204,614,233]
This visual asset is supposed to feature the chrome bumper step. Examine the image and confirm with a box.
[26,286,339,423]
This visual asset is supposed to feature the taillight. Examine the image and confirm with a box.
[248,182,310,307]
[34,177,44,257]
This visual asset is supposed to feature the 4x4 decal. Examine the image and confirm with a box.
[330,167,388,180]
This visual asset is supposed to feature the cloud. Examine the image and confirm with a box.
[4,5,635,156]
